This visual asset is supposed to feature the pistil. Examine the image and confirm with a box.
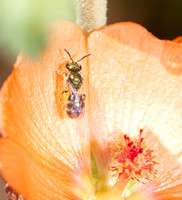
[109,130,157,184]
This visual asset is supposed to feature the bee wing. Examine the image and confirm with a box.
[77,78,86,100]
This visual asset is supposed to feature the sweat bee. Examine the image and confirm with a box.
[62,49,90,118]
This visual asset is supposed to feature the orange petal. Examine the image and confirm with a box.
[0,21,93,199]
[0,138,80,200]
[155,184,182,200]
[143,131,182,199]
[173,36,182,43]
[88,22,182,195]
[125,187,160,200]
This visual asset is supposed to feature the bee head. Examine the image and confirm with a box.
[64,49,90,72]
[66,62,82,72]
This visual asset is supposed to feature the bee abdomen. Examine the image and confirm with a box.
[65,93,85,118]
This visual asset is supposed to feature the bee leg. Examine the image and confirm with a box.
[62,90,69,94]
[82,94,86,101]
[60,90,68,101]
[62,72,68,77]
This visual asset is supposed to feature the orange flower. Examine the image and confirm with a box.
[0,21,182,200]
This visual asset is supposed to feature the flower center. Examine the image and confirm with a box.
[109,129,157,184]
[88,130,158,199]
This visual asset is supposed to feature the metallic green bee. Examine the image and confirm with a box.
[63,49,90,118]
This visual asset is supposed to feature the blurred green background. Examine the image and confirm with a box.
[0,0,182,199]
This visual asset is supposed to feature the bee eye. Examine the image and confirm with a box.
[66,63,70,70]
[78,64,82,71]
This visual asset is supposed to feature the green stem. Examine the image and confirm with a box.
[76,0,108,36]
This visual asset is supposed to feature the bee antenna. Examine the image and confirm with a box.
[64,49,74,62]
[76,53,91,63]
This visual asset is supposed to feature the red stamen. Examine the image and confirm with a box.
[109,130,157,183]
